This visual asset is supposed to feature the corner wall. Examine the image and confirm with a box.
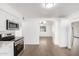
[22,21,40,44]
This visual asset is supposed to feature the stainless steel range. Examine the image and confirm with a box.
[14,37,24,56]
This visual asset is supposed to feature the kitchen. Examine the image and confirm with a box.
[1,3,79,56]
[0,3,24,56]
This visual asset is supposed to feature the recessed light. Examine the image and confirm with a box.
[42,3,56,8]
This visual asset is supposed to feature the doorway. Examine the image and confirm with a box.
[39,20,53,46]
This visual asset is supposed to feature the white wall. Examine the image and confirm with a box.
[40,21,52,37]
[22,21,40,44]
[59,19,69,47]
[52,18,70,48]
[51,20,59,45]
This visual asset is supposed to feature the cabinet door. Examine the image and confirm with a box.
[0,11,6,31]
[0,42,14,56]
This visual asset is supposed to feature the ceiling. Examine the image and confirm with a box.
[8,3,79,18]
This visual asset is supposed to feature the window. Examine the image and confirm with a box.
[40,26,46,32]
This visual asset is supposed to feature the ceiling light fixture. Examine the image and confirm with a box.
[42,3,56,8]
[40,20,47,24]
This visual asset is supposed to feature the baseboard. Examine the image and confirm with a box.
[59,45,68,48]
[24,43,40,45]
[40,36,52,38]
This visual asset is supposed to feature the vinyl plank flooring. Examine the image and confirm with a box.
[21,37,71,56]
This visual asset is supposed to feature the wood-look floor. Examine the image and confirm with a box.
[21,37,71,56]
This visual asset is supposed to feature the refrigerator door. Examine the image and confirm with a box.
[71,22,79,55]
[71,37,79,55]
[72,22,79,37]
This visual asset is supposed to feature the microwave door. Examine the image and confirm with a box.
[6,20,19,30]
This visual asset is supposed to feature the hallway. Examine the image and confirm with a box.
[21,37,71,56]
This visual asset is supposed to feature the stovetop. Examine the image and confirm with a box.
[0,34,23,41]
[0,35,15,41]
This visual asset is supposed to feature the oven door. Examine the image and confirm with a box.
[14,39,24,56]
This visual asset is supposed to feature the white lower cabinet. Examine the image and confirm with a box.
[0,41,14,56]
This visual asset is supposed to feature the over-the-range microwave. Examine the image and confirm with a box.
[6,20,19,30]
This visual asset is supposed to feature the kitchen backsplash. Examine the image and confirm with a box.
[0,31,15,36]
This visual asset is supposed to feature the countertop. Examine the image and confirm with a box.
[0,36,24,41]
[15,36,24,40]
